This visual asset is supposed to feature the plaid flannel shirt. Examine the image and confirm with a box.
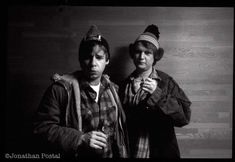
[79,76,118,158]
[122,68,161,158]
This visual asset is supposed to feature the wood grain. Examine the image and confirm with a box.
[6,6,233,158]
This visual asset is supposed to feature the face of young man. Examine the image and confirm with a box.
[81,44,109,85]
[132,42,154,72]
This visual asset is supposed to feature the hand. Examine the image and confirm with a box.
[141,78,157,94]
[83,131,107,150]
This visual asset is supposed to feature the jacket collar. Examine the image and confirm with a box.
[54,71,111,90]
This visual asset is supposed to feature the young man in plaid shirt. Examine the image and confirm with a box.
[33,25,128,158]
[119,24,191,158]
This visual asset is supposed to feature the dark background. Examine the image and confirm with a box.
[5,6,233,158]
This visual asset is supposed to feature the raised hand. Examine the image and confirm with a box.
[141,78,157,94]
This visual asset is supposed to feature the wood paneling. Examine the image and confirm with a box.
[6,6,233,158]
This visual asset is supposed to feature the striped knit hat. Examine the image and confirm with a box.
[135,24,160,50]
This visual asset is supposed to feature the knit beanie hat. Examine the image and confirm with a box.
[130,24,164,63]
[135,24,160,50]
[79,25,110,61]
[84,25,102,41]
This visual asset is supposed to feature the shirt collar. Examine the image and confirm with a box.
[79,74,111,90]
[129,67,161,81]
[150,68,162,81]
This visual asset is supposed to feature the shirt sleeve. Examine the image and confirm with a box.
[33,83,83,155]
[145,77,192,127]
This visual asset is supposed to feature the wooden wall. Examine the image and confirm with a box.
[6,6,233,158]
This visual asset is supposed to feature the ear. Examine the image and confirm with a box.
[105,59,109,65]
[156,47,164,61]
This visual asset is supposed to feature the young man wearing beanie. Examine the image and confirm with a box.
[33,25,129,158]
[119,24,191,158]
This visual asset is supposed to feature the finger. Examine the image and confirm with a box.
[141,84,149,89]
[90,138,107,148]
[94,135,107,144]
[143,82,157,89]
[89,140,103,149]
[142,83,152,89]
[143,79,155,84]
[91,132,107,143]
[91,131,107,140]
[145,78,157,84]
[144,78,153,82]
[95,131,108,139]
[94,131,108,139]
[93,145,103,149]
[142,87,151,92]
[142,85,155,94]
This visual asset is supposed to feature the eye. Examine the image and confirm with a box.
[145,51,152,55]
[95,54,105,60]
[134,50,141,54]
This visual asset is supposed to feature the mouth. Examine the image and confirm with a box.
[88,67,96,71]
[138,61,145,64]
[88,68,97,74]
[89,70,96,73]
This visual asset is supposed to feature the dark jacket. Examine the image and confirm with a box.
[119,69,191,158]
[33,71,129,159]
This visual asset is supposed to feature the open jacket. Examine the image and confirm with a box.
[33,71,129,158]
[119,69,191,158]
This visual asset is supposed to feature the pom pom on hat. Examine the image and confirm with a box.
[144,24,160,40]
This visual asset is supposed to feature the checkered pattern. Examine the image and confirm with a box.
[79,76,117,158]
[135,132,150,158]
[122,69,161,158]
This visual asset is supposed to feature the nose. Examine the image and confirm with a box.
[90,56,97,66]
[139,52,145,59]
